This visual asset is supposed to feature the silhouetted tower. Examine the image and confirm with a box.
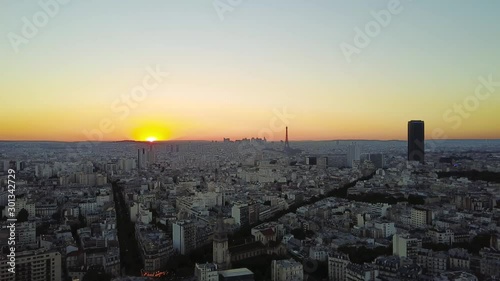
[285,127,290,149]
[148,142,155,164]
[408,120,425,163]
[137,148,146,169]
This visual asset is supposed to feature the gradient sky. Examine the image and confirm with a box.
[1,0,499,141]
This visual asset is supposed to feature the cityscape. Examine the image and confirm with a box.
[1,1,500,281]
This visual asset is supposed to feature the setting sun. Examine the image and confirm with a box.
[129,120,178,142]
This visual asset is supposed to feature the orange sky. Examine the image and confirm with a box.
[1,1,499,141]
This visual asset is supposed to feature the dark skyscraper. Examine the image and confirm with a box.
[408,120,425,163]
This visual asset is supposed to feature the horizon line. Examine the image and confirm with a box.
[1,138,499,143]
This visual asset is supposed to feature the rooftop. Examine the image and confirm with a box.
[219,268,254,278]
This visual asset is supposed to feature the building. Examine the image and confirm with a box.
[408,120,425,163]
[137,146,155,169]
[438,271,478,281]
[232,203,249,227]
[228,240,287,264]
[248,202,259,225]
[35,203,58,218]
[448,248,470,270]
[147,144,156,164]
[345,263,378,281]
[347,143,361,168]
[411,207,433,229]
[138,148,145,169]
[130,202,152,224]
[306,156,317,165]
[271,259,303,281]
[309,246,328,262]
[213,211,231,270]
[194,263,218,281]
[251,222,284,246]
[328,252,350,281]
[318,157,329,168]
[398,264,422,280]
[219,268,255,281]
[374,221,396,238]
[368,153,385,169]
[416,249,448,276]
[0,249,61,281]
[329,154,348,168]
[374,256,400,280]
[17,222,37,248]
[80,247,120,277]
[429,228,454,245]
[172,220,196,255]
[12,196,35,218]
[79,200,98,216]
[136,224,172,273]
[393,234,422,260]
[479,248,500,278]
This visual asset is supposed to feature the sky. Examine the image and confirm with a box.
[1,0,499,141]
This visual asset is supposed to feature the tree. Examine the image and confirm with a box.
[291,228,306,240]
[338,245,392,264]
[36,222,51,236]
[78,213,87,227]
[82,266,111,281]
[51,210,61,221]
[17,208,29,222]
[149,208,158,218]
[166,254,193,275]
[408,194,425,205]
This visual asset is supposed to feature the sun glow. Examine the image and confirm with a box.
[130,120,178,142]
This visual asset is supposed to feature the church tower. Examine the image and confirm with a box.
[213,209,230,269]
